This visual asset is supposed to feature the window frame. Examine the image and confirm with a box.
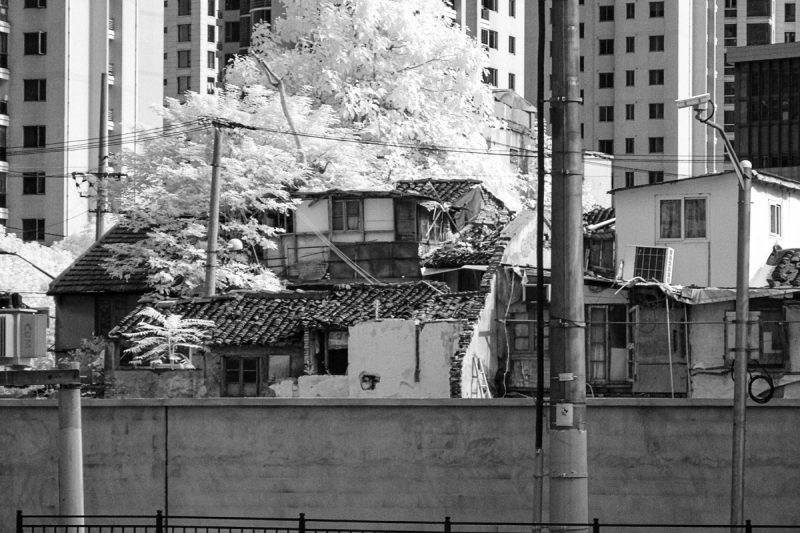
[177,0,191,16]
[22,172,45,195]
[649,35,665,52]
[648,69,665,85]
[625,70,635,86]
[649,103,665,119]
[23,125,45,148]
[770,202,782,236]
[21,218,45,242]
[598,38,615,55]
[599,72,614,88]
[598,139,614,155]
[599,105,614,122]
[657,195,708,241]
[177,24,191,42]
[177,50,191,68]
[599,4,614,21]
[222,355,264,397]
[23,32,47,55]
[332,198,363,232]
[23,79,46,101]
[649,1,665,17]
[626,2,635,18]
[177,75,191,94]
[625,103,635,120]
[648,136,665,153]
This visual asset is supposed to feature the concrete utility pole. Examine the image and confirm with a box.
[96,73,109,242]
[731,161,752,531]
[533,0,547,525]
[549,0,589,530]
[204,125,223,297]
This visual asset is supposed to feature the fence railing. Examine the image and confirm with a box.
[15,511,800,533]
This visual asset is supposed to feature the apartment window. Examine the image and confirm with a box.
[483,67,498,86]
[787,31,797,42]
[598,140,614,155]
[178,0,191,15]
[23,79,46,101]
[648,69,664,85]
[207,77,216,94]
[625,103,635,120]
[747,0,771,16]
[208,25,215,42]
[177,50,191,68]
[509,35,516,54]
[586,305,628,383]
[649,103,664,119]
[23,32,47,55]
[177,75,191,94]
[625,138,634,154]
[599,106,614,122]
[599,5,614,21]
[725,0,737,17]
[22,172,45,195]
[225,21,240,42]
[649,1,664,17]
[624,171,635,188]
[509,0,516,16]
[770,204,782,235]
[599,39,614,55]
[508,73,516,91]
[659,197,706,239]
[23,125,45,147]
[648,137,664,153]
[24,0,46,7]
[724,24,738,46]
[649,35,665,51]
[579,23,584,38]
[787,3,796,21]
[747,23,771,45]
[481,29,498,49]
[482,0,497,11]
[208,0,214,16]
[0,173,5,208]
[225,0,240,9]
[177,24,191,42]
[625,36,635,53]
[207,51,216,69]
[649,171,664,184]
[625,70,635,86]
[332,199,362,231]
[626,2,635,18]
[580,56,584,71]
[599,72,614,88]
[0,33,6,69]
[22,219,45,242]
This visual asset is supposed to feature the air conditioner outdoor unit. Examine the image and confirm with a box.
[621,245,675,284]
[0,309,48,366]
[523,283,551,303]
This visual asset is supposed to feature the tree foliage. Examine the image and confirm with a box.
[109,0,526,295]
[123,306,215,368]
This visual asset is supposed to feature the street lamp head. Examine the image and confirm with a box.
[675,93,711,109]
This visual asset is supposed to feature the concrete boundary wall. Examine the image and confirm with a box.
[2,399,800,532]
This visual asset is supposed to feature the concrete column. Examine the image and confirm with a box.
[58,381,84,526]
[786,305,800,373]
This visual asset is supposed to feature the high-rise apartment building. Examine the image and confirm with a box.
[561,1,724,189]
[2,0,163,244]
[164,0,286,98]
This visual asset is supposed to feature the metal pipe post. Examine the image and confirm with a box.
[549,0,589,529]
[731,160,752,531]
[204,125,223,297]
[58,370,84,526]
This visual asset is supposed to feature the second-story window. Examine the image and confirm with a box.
[332,199,362,231]
[659,197,706,239]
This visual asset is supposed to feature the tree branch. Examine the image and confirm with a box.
[254,56,307,166]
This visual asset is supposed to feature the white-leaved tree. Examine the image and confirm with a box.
[108,0,528,295]
[123,306,215,369]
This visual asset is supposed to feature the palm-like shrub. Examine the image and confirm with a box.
[123,307,215,369]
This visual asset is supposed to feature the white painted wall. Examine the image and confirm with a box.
[614,171,800,287]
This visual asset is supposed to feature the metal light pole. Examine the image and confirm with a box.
[677,94,752,531]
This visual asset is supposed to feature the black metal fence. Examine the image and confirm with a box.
[15,511,800,533]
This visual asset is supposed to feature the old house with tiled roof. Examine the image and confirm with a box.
[106,281,490,399]
[47,224,150,358]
